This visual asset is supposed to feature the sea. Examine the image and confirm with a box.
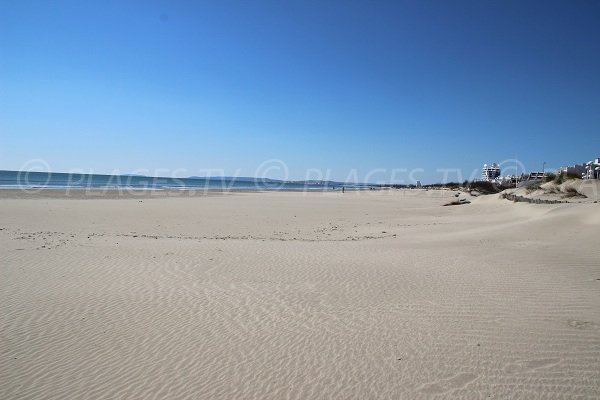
[0,170,346,191]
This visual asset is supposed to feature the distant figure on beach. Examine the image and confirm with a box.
[342,187,345,193]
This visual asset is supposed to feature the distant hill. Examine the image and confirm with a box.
[289,180,344,185]
[187,176,282,183]
[185,176,378,186]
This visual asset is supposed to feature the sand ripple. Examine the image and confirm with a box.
[1,191,599,399]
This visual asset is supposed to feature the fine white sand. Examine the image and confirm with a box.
[1,189,599,399]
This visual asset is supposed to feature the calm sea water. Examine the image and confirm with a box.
[0,170,339,191]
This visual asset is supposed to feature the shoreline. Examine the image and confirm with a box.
[0,187,379,199]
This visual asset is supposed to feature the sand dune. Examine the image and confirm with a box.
[1,190,599,399]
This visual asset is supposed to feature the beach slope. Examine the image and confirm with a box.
[1,190,599,399]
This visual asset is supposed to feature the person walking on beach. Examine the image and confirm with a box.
[342,187,345,193]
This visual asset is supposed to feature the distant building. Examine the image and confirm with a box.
[481,163,501,181]
[498,175,521,186]
[416,180,422,188]
[559,157,599,180]
[558,164,587,177]
[583,158,600,179]
[527,172,546,180]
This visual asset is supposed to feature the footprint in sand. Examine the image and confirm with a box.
[419,373,478,394]
[504,358,560,374]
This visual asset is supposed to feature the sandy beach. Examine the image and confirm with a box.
[1,189,599,399]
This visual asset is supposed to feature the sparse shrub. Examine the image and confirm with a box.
[552,171,582,185]
[563,186,585,198]
[465,181,512,195]
[525,182,541,193]
[543,173,556,183]
[553,173,565,184]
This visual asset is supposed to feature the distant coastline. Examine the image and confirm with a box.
[0,170,371,191]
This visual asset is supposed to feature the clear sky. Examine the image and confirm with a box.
[1,0,599,183]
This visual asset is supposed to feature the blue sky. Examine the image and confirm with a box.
[1,0,599,183]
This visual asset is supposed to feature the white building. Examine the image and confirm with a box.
[481,163,501,181]
[561,157,600,180]
[583,158,600,179]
